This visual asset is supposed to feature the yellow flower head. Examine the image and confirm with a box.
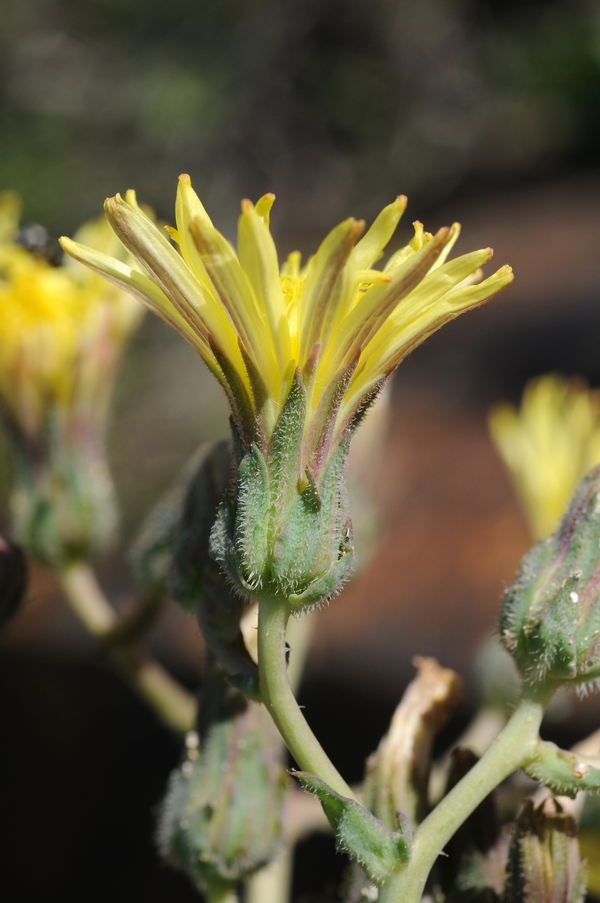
[489,373,600,541]
[61,175,513,476]
[0,191,143,440]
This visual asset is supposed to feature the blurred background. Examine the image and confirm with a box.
[1,0,600,899]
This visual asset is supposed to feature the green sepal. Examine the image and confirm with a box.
[233,443,271,590]
[209,442,271,596]
[211,408,354,610]
[268,368,306,516]
[306,356,359,475]
[293,771,411,887]
[525,740,600,799]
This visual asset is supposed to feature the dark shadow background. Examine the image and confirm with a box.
[2,0,600,899]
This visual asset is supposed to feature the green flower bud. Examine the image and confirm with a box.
[209,372,354,612]
[504,799,587,903]
[157,658,287,889]
[501,466,600,693]
[0,536,27,633]
[8,423,116,567]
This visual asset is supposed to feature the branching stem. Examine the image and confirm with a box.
[58,561,196,735]
[378,688,551,903]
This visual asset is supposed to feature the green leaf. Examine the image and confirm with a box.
[294,771,411,887]
[525,740,600,798]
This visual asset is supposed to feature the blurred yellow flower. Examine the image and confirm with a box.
[0,191,143,439]
[0,191,145,563]
[489,373,600,540]
[62,175,513,472]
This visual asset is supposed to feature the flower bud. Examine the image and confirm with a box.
[504,799,586,903]
[501,466,600,692]
[8,428,117,567]
[157,658,287,889]
[209,372,354,612]
[0,536,27,633]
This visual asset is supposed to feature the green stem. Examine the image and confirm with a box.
[58,561,196,735]
[379,689,550,903]
[245,613,318,903]
[245,847,293,903]
[257,595,355,800]
[205,881,238,903]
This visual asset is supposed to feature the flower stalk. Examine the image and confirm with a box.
[59,561,196,734]
[257,595,356,800]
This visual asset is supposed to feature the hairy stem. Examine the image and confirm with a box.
[58,561,196,734]
[378,689,550,903]
[257,595,355,800]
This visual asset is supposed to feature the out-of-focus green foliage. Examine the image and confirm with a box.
[1,0,600,235]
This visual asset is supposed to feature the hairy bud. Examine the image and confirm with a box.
[210,372,354,612]
[157,658,287,889]
[501,466,600,692]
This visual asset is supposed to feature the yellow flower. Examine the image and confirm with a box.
[489,373,600,540]
[61,175,513,471]
[0,191,143,439]
[0,191,145,564]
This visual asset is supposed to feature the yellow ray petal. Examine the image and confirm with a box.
[345,264,514,417]
[327,227,452,379]
[59,236,213,361]
[104,194,245,377]
[298,217,364,366]
[238,198,291,375]
[255,192,276,228]
[189,215,281,398]
[353,196,407,270]
[174,174,214,285]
